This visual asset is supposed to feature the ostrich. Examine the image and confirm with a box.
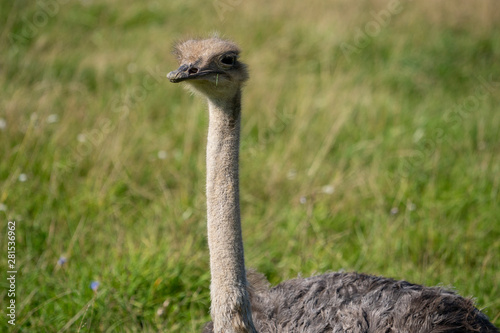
[167,37,498,333]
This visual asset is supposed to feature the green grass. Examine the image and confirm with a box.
[1,0,499,331]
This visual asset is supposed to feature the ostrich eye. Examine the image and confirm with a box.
[220,55,235,66]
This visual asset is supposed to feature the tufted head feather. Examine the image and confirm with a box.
[167,37,248,99]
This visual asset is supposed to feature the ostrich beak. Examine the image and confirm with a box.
[167,64,222,83]
[167,64,192,83]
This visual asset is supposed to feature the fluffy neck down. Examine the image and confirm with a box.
[205,91,257,333]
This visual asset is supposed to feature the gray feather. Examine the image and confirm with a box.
[203,270,498,333]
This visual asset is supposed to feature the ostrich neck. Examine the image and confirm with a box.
[206,91,257,333]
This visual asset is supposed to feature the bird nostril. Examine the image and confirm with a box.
[188,67,198,74]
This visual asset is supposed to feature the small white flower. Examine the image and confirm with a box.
[390,207,399,215]
[77,134,86,143]
[0,118,6,130]
[300,196,307,204]
[157,150,168,160]
[157,299,170,316]
[321,185,335,195]
[0,203,7,211]
[18,173,28,182]
[47,114,59,124]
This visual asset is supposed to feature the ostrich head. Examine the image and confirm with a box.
[167,37,249,99]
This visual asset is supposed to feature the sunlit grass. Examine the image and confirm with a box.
[1,0,499,331]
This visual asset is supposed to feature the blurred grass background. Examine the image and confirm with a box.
[1,0,499,331]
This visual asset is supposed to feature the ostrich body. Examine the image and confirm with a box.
[167,37,498,333]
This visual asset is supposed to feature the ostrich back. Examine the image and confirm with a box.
[203,271,498,333]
